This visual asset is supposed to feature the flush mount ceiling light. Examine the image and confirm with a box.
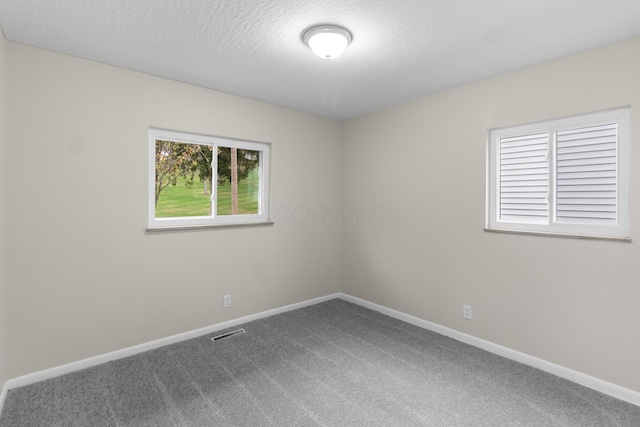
[302,25,353,60]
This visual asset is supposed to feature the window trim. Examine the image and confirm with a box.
[486,107,630,241]
[148,128,271,230]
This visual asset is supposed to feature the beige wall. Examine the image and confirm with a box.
[0,30,8,387]
[6,42,342,377]
[342,37,640,393]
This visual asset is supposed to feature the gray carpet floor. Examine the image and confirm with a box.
[1,298,639,426]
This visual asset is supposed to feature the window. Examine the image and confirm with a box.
[487,107,630,240]
[148,128,271,229]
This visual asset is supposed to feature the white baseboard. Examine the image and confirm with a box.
[2,291,638,412]
[0,380,8,416]
[339,292,640,407]
[4,293,340,392]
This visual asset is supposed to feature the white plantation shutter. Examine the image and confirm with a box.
[487,107,629,240]
[499,133,549,223]
[556,123,617,225]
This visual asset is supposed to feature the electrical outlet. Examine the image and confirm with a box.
[223,294,231,308]
[463,305,472,320]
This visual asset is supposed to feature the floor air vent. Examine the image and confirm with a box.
[211,328,246,342]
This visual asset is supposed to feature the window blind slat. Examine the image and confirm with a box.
[501,161,548,170]
[501,179,549,187]
[555,163,615,174]
[556,210,617,219]
[557,170,616,180]
[557,191,616,199]
[557,123,616,135]
[501,134,549,144]
[557,156,616,167]
[555,134,616,147]
[557,204,616,212]
[558,200,616,206]
[500,186,548,193]
[501,143,549,155]
[554,217,616,225]
[501,197,548,204]
[501,209,549,216]
[557,184,616,192]
[557,141,616,155]
[500,150,548,160]
[501,167,549,177]
[557,150,616,162]
[557,177,616,186]
[501,204,551,211]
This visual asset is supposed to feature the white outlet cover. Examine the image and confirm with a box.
[463,305,472,320]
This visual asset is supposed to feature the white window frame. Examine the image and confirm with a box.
[486,107,630,241]
[148,128,271,230]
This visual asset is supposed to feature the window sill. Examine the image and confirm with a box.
[484,228,632,243]
[147,221,275,232]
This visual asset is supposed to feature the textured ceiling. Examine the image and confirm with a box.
[1,0,640,119]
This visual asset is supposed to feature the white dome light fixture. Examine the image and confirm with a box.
[302,25,352,60]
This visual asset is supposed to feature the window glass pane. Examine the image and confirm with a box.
[154,140,213,218]
[217,147,260,215]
